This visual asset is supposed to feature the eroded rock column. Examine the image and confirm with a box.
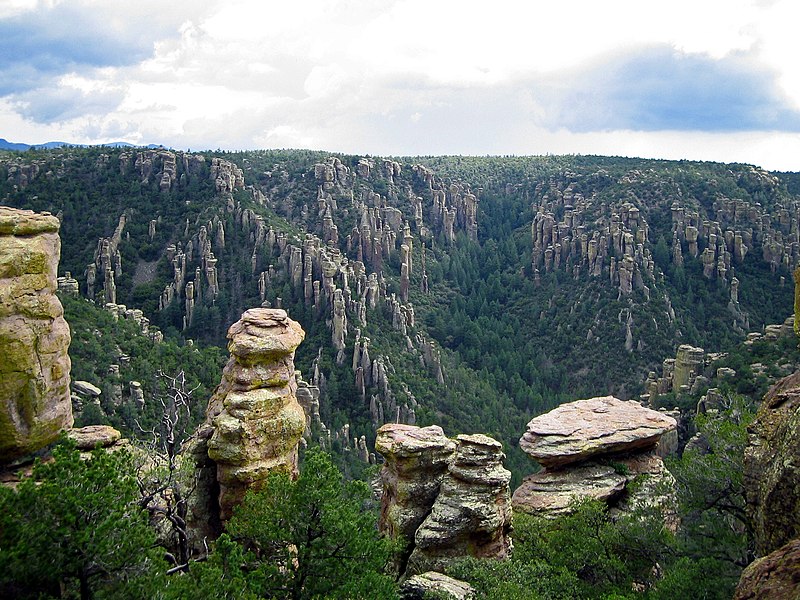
[204,308,306,521]
[0,207,72,463]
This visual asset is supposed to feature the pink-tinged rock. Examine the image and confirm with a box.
[512,463,627,516]
[520,396,676,468]
[734,538,800,600]
[68,425,122,450]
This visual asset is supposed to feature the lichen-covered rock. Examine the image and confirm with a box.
[400,571,475,600]
[0,206,72,463]
[519,396,676,468]
[67,425,121,450]
[204,308,306,521]
[375,424,456,569]
[405,434,512,576]
[733,538,800,600]
[513,463,627,516]
[744,370,800,556]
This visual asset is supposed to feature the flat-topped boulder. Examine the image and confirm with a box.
[226,308,305,363]
[519,396,676,468]
[68,425,122,450]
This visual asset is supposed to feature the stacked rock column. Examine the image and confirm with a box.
[205,308,306,521]
[0,207,72,463]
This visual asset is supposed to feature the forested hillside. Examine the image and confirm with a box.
[1,147,795,479]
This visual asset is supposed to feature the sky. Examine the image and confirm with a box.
[2,0,800,170]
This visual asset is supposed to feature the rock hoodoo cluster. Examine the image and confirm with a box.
[0,206,72,463]
[513,396,676,518]
[190,308,306,526]
[375,424,512,577]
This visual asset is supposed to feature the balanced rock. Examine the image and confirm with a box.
[205,308,306,521]
[0,206,72,463]
[519,396,676,468]
[376,424,456,569]
[733,538,800,600]
[744,371,800,556]
[405,434,512,576]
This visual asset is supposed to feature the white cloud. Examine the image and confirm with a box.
[1,0,800,170]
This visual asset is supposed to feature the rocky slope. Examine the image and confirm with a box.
[2,148,797,481]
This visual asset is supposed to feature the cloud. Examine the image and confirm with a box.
[537,47,800,132]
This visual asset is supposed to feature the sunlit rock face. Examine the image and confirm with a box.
[513,396,677,522]
[376,425,512,577]
[0,206,72,463]
[187,308,306,522]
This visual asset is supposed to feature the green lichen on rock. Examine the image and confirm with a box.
[0,206,72,463]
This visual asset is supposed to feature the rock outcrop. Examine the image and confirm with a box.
[192,308,306,524]
[744,370,800,556]
[375,424,512,577]
[519,396,676,468]
[0,206,72,463]
[513,396,676,519]
[400,571,476,600]
[733,538,800,600]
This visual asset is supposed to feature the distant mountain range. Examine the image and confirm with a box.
[0,138,163,151]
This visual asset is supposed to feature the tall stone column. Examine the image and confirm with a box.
[0,207,72,463]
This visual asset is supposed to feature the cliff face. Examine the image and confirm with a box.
[744,370,800,556]
[0,206,72,463]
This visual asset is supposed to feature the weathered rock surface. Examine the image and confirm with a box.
[513,463,627,515]
[405,434,512,576]
[0,206,72,463]
[519,396,676,468]
[376,426,512,578]
[201,308,306,522]
[733,538,800,600]
[514,398,677,522]
[376,424,456,571]
[67,425,122,450]
[744,370,800,556]
[400,571,475,600]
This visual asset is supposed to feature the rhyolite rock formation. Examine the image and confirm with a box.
[191,308,306,525]
[733,538,800,600]
[376,424,456,560]
[514,396,676,519]
[744,370,800,557]
[519,396,676,468]
[400,571,476,600]
[0,206,72,463]
[376,424,511,577]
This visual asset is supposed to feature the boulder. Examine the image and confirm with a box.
[405,434,512,575]
[68,425,122,450]
[400,571,475,600]
[519,396,676,468]
[0,206,72,463]
[72,380,102,397]
[733,538,800,600]
[744,370,800,556]
[513,463,627,516]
